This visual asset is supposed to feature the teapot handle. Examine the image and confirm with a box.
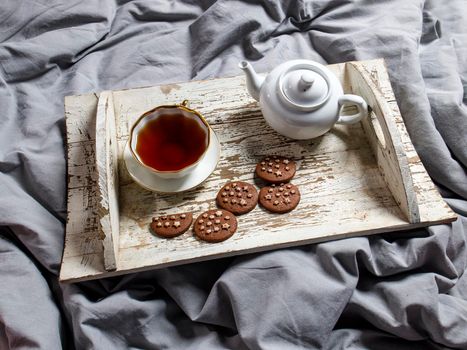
[336,95,368,125]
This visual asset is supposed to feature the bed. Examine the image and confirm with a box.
[1,0,466,348]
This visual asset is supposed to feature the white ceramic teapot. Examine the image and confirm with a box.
[239,60,368,140]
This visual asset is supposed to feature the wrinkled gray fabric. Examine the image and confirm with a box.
[1,0,466,349]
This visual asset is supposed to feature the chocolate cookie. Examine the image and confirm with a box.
[150,212,193,238]
[255,156,296,184]
[216,181,258,215]
[194,209,237,243]
[259,183,300,213]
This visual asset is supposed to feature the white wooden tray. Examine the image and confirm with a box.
[60,59,456,283]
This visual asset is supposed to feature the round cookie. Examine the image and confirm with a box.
[255,156,296,184]
[216,181,258,215]
[150,212,193,238]
[259,183,300,213]
[194,209,237,243]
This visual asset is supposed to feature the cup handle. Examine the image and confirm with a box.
[336,95,368,125]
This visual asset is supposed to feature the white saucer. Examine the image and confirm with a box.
[123,129,221,193]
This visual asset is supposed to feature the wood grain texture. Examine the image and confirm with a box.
[60,59,457,283]
[347,61,420,223]
[349,59,455,223]
[95,91,120,271]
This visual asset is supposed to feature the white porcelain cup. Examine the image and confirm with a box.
[128,100,212,179]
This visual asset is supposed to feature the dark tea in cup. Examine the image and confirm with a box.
[129,101,210,178]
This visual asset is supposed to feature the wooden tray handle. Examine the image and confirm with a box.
[346,62,420,224]
[95,91,120,271]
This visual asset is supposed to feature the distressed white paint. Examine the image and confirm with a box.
[95,91,120,271]
[60,59,456,283]
[347,62,419,223]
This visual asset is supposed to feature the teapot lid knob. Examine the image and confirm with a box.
[299,72,315,89]
[279,65,330,110]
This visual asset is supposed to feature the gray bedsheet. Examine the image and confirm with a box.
[1,0,466,349]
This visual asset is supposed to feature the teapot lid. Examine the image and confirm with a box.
[279,64,330,110]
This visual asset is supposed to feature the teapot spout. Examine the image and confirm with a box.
[239,61,264,102]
